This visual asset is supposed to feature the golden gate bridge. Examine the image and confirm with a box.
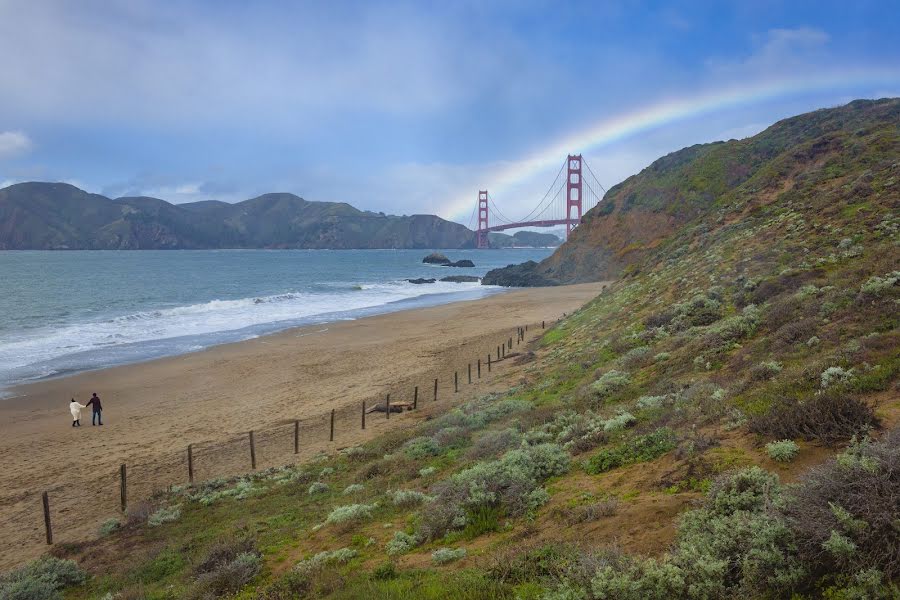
[467,154,607,248]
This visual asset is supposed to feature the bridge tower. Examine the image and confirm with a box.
[566,154,583,237]
[476,190,489,249]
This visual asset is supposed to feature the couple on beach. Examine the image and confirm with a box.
[69,393,103,427]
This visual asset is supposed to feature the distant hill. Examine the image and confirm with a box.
[0,184,475,249]
[488,230,562,248]
[485,97,900,285]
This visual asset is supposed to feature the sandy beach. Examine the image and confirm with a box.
[0,282,604,569]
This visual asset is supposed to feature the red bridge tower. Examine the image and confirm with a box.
[475,190,489,249]
[566,154,583,236]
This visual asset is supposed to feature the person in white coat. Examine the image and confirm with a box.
[69,398,86,427]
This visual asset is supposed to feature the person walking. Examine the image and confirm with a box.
[85,392,103,426]
[69,398,86,427]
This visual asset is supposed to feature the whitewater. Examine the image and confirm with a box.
[0,248,553,391]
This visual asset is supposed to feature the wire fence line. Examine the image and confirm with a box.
[1,320,550,565]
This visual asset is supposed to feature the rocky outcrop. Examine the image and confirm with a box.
[422,253,451,264]
[440,275,480,283]
[443,259,475,268]
[481,261,559,287]
[407,278,436,284]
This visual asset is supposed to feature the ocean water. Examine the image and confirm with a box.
[0,249,552,391]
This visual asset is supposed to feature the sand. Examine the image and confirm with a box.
[0,282,604,569]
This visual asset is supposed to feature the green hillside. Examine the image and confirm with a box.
[5,99,898,599]
[0,185,475,250]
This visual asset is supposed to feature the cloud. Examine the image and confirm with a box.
[0,131,33,159]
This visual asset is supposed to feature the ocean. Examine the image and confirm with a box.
[0,249,552,392]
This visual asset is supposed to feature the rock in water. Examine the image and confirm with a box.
[422,253,451,264]
[440,275,480,283]
[408,278,436,284]
[443,259,475,268]
[481,261,559,287]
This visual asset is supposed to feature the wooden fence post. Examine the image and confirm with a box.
[434,378,438,401]
[187,444,194,483]
[330,409,336,440]
[386,394,391,419]
[468,363,472,384]
[413,386,418,409]
[497,345,500,360]
[294,420,300,454]
[477,359,481,378]
[508,337,512,349]
[542,320,545,329]
[120,464,127,512]
[249,430,257,469]
[42,491,52,545]
[502,344,506,358]
[488,354,492,372]
[454,371,458,393]
[361,401,366,430]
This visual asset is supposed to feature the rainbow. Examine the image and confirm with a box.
[445,67,900,221]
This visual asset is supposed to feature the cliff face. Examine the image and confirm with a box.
[0,186,475,250]
[484,98,900,285]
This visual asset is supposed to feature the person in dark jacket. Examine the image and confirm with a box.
[85,393,103,425]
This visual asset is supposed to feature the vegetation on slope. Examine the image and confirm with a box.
[5,98,899,599]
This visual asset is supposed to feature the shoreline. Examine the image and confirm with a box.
[0,282,605,568]
[0,283,506,395]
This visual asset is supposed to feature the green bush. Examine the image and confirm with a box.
[147,504,181,527]
[419,443,570,539]
[432,547,466,565]
[307,481,329,495]
[386,531,419,556]
[326,503,376,526]
[765,440,799,462]
[402,436,442,459]
[192,552,261,599]
[388,489,432,507]
[99,518,121,536]
[584,428,677,474]
[591,370,631,399]
[0,557,86,600]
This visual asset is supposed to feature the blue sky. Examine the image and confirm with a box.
[0,0,898,226]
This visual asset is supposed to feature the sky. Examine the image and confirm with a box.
[0,0,898,228]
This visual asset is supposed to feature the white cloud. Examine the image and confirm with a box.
[0,131,33,159]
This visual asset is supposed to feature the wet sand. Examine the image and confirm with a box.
[0,282,604,568]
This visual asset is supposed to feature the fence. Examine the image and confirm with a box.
[1,320,551,567]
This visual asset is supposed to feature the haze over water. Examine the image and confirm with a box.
[0,248,553,391]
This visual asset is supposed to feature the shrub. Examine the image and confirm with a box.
[385,531,419,556]
[584,428,677,474]
[99,518,121,536]
[419,443,570,539]
[821,366,855,389]
[147,504,181,527]
[294,548,357,575]
[402,436,442,459]
[749,392,879,446]
[621,346,651,369]
[766,440,799,462]
[0,557,86,600]
[784,431,900,581]
[468,428,521,460]
[192,538,261,599]
[342,483,364,495]
[388,489,432,507]
[194,536,257,575]
[325,503,375,526]
[418,466,437,478]
[307,482,329,495]
[603,411,636,432]
[591,370,631,399]
[750,361,783,381]
[654,352,671,362]
[432,547,466,565]
[859,271,899,297]
[635,395,666,410]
